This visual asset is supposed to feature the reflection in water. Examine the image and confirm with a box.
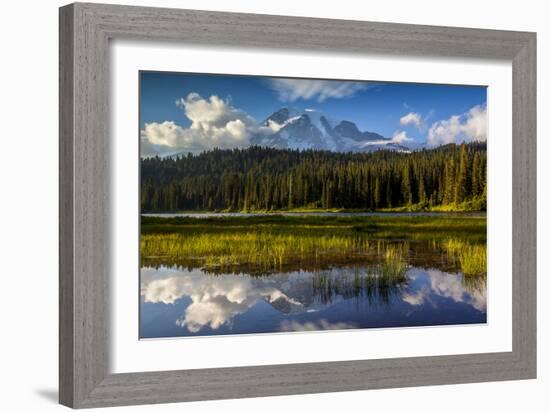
[141,267,302,333]
[402,268,486,312]
[140,264,487,338]
[279,319,359,332]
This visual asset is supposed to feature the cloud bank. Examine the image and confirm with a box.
[140,93,258,157]
[427,104,487,147]
[400,112,423,129]
[390,130,415,145]
[267,78,368,102]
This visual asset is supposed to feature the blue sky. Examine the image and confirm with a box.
[140,71,487,156]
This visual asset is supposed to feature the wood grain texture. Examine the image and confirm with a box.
[512,34,537,374]
[59,2,537,408]
[59,4,74,406]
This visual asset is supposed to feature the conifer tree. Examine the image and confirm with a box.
[140,143,486,212]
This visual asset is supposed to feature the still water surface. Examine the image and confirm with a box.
[140,264,486,338]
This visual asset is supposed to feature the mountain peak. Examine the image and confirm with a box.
[333,120,361,139]
[253,107,408,153]
[264,107,291,125]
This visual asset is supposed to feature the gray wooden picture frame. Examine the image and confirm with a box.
[59,2,536,409]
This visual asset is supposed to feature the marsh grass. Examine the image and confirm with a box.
[141,232,374,271]
[380,244,409,281]
[311,256,408,307]
[443,239,487,275]
[141,214,486,274]
[141,214,487,242]
[463,273,487,294]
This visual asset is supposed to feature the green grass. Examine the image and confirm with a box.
[380,244,409,281]
[146,198,485,214]
[141,231,374,271]
[141,214,485,275]
[443,238,487,275]
[142,214,486,241]
[378,198,486,213]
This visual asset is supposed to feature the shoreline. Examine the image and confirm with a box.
[141,210,487,218]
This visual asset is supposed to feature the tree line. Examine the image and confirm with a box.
[141,143,487,212]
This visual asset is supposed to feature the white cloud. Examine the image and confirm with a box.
[391,130,415,145]
[267,78,368,102]
[400,112,423,129]
[140,121,185,155]
[140,93,257,156]
[427,104,487,147]
[352,130,414,149]
[264,119,285,133]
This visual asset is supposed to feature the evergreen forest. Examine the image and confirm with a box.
[140,142,487,212]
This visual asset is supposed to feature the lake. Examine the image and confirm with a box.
[141,265,486,338]
[140,213,487,338]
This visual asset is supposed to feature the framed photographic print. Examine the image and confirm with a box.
[138,72,489,339]
[59,2,536,408]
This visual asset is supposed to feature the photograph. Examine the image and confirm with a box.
[1,0,541,409]
[139,71,488,339]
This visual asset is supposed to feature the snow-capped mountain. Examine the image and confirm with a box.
[251,108,410,153]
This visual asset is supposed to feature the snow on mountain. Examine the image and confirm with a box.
[251,107,410,153]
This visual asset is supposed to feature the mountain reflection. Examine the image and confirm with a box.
[141,266,302,332]
[140,265,486,336]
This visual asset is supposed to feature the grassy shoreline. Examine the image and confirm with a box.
[141,214,486,276]
[141,213,486,236]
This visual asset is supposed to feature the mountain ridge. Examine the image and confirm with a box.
[251,107,410,153]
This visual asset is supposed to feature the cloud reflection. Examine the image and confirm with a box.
[402,268,486,313]
[141,265,486,335]
[141,267,303,333]
[279,319,357,332]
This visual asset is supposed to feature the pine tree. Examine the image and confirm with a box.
[443,158,455,205]
[401,164,412,205]
[418,177,427,206]
[288,172,294,209]
[140,143,486,212]
[472,152,485,197]
[455,144,469,204]
[374,177,381,209]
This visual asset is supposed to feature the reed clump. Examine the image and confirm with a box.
[311,262,408,307]
[379,244,409,282]
[443,239,486,275]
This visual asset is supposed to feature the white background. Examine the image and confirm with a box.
[0,0,547,411]
[111,42,512,373]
